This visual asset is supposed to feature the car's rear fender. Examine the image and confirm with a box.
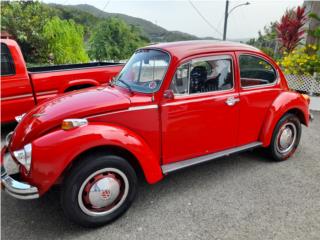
[27,123,163,195]
[259,91,309,147]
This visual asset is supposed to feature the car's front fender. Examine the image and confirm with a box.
[26,123,163,195]
[259,91,310,147]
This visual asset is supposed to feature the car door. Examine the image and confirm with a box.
[1,42,35,122]
[161,54,240,164]
[236,52,282,145]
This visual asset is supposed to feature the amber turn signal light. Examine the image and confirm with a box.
[61,119,88,130]
[301,94,310,105]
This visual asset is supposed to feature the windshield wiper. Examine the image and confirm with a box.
[117,79,133,94]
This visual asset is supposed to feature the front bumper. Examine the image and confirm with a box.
[1,146,39,200]
[310,112,314,122]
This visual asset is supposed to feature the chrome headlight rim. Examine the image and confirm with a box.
[13,143,32,173]
[15,113,26,123]
[5,131,14,147]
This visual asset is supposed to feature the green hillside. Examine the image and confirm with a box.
[50,3,213,42]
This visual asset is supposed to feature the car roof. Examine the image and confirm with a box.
[142,40,263,60]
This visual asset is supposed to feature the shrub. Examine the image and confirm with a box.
[278,45,320,76]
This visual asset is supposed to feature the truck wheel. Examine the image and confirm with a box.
[61,153,137,227]
[269,113,301,161]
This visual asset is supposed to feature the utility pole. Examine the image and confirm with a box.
[223,0,229,41]
[223,0,250,41]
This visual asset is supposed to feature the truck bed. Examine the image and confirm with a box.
[27,62,123,73]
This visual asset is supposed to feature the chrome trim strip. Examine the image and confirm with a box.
[1,93,34,101]
[87,104,159,119]
[36,90,58,96]
[161,142,262,174]
[128,105,158,111]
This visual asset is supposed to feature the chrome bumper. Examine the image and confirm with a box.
[310,112,314,122]
[1,147,39,200]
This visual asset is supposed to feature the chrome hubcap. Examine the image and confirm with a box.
[276,122,297,154]
[78,168,129,217]
[87,174,120,208]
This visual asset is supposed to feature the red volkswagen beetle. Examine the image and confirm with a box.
[1,41,312,227]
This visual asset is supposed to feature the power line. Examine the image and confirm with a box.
[188,0,222,39]
[101,0,111,12]
[98,0,111,18]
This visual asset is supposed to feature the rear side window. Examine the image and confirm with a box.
[239,55,277,88]
[170,55,233,94]
[1,43,15,76]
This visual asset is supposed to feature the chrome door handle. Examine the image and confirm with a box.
[225,97,240,106]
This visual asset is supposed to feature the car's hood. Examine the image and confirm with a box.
[10,86,130,150]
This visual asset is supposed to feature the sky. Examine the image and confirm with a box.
[42,0,304,40]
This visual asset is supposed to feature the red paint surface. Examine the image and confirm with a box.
[3,41,310,196]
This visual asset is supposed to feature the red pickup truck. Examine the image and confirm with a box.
[0,39,123,123]
[1,41,312,227]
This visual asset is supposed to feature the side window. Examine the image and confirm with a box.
[190,58,233,93]
[170,56,233,94]
[170,63,189,94]
[1,43,15,76]
[239,55,277,87]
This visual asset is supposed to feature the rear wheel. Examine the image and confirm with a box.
[61,153,137,227]
[269,113,301,161]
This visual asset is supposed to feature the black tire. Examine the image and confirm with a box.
[269,113,301,161]
[61,153,138,227]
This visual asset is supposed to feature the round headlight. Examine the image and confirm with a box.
[13,143,32,173]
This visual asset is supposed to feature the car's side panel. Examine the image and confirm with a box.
[88,101,161,162]
[235,51,284,146]
[161,91,240,164]
[0,40,35,123]
[160,52,240,164]
[259,91,309,147]
[26,123,163,195]
[237,87,282,145]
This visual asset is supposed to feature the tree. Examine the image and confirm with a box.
[246,22,278,58]
[88,18,148,61]
[304,1,320,48]
[1,1,56,63]
[43,17,89,64]
[307,12,320,50]
[276,6,307,53]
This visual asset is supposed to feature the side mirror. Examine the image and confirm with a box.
[164,89,174,99]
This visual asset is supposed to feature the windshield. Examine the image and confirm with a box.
[115,49,170,93]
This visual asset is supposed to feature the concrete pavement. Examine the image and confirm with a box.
[1,112,320,240]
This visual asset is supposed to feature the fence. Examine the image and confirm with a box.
[285,73,320,95]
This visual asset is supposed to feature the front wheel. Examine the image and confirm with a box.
[269,113,301,161]
[61,153,138,227]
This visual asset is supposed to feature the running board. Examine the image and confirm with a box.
[161,142,262,174]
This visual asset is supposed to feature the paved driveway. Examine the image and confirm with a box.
[1,112,320,240]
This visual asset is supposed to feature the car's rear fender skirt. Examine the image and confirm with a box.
[259,91,309,147]
[29,123,163,195]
